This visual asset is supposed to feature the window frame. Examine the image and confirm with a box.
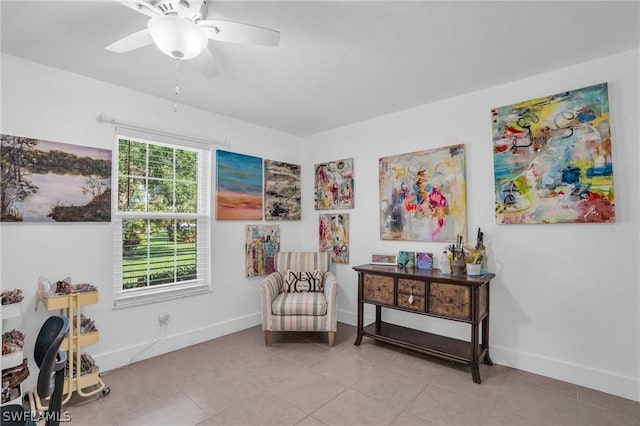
[112,129,211,309]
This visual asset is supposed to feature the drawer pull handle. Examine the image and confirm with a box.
[408,288,414,305]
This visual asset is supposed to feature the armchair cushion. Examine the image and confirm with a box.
[284,270,324,293]
[272,292,328,316]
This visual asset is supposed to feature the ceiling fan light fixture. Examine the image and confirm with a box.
[147,16,207,60]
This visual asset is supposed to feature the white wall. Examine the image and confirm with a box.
[0,54,304,388]
[2,49,638,402]
[301,49,640,401]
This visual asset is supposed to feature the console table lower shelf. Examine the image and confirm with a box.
[359,321,489,383]
[353,264,495,384]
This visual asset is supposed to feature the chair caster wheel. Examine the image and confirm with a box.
[102,387,111,397]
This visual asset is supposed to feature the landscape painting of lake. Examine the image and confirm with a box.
[1,134,112,222]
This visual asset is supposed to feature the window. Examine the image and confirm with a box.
[113,131,211,308]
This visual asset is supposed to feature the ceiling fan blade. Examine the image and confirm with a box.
[106,29,154,53]
[114,0,162,18]
[198,20,280,46]
[191,47,220,79]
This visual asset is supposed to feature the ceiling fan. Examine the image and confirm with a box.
[106,0,280,78]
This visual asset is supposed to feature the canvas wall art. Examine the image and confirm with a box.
[319,213,349,264]
[379,145,467,242]
[416,252,433,270]
[264,159,301,221]
[492,83,615,224]
[0,134,111,222]
[216,150,263,220]
[397,251,415,268]
[371,254,397,265]
[314,158,354,210]
[245,225,280,277]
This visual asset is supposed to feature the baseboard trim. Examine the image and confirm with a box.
[96,312,262,373]
[491,344,639,402]
[337,309,358,326]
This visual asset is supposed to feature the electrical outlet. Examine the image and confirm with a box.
[158,312,170,325]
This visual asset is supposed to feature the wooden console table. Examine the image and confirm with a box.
[353,264,494,383]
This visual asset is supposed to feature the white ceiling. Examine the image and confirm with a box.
[2,1,638,137]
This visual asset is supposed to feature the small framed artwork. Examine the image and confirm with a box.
[245,225,280,277]
[397,251,415,268]
[371,254,397,266]
[314,158,354,210]
[319,213,349,264]
[416,252,433,270]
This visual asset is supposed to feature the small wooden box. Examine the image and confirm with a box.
[363,274,394,305]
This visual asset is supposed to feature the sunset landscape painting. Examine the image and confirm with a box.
[215,150,263,220]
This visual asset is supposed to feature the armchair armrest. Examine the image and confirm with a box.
[323,271,337,302]
[262,271,283,304]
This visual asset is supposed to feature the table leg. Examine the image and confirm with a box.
[482,284,493,366]
[354,302,363,346]
[482,314,493,365]
[354,273,364,346]
[471,319,482,383]
[471,364,482,384]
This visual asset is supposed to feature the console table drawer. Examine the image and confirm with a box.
[429,282,470,320]
[363,274,394,305]
[397,292,425,312]
[398,279,425,296]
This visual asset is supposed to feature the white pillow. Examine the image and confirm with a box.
[284,270,324,293]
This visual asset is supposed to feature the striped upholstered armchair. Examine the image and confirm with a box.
[261,252,338,346]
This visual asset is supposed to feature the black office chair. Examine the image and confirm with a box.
[1,315,69,426]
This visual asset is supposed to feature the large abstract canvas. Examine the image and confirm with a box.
[379,145,467,242]
[314,158,354,210]
[264,159,301,221]
[245,225,280,277]
[1,134,111,222]
[492,83,615,224]
[216,150,263,220]
[319,213,349,264]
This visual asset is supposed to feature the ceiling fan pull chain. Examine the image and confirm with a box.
[174,59,180,112]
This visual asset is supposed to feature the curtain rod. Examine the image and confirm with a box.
[97,113,230,147]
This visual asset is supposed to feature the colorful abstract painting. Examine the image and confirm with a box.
[416,252,433,270]
[314,158,354,210]
[1,134,111,222]
[492,83,615,224]
[379,145,467,242]
[245,225,280,277]
[216,150,263,220]
[319,213,349,264]
[397,251,415,268]
[264,159,301,221]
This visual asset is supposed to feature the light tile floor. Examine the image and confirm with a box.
[58,323,639,425]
